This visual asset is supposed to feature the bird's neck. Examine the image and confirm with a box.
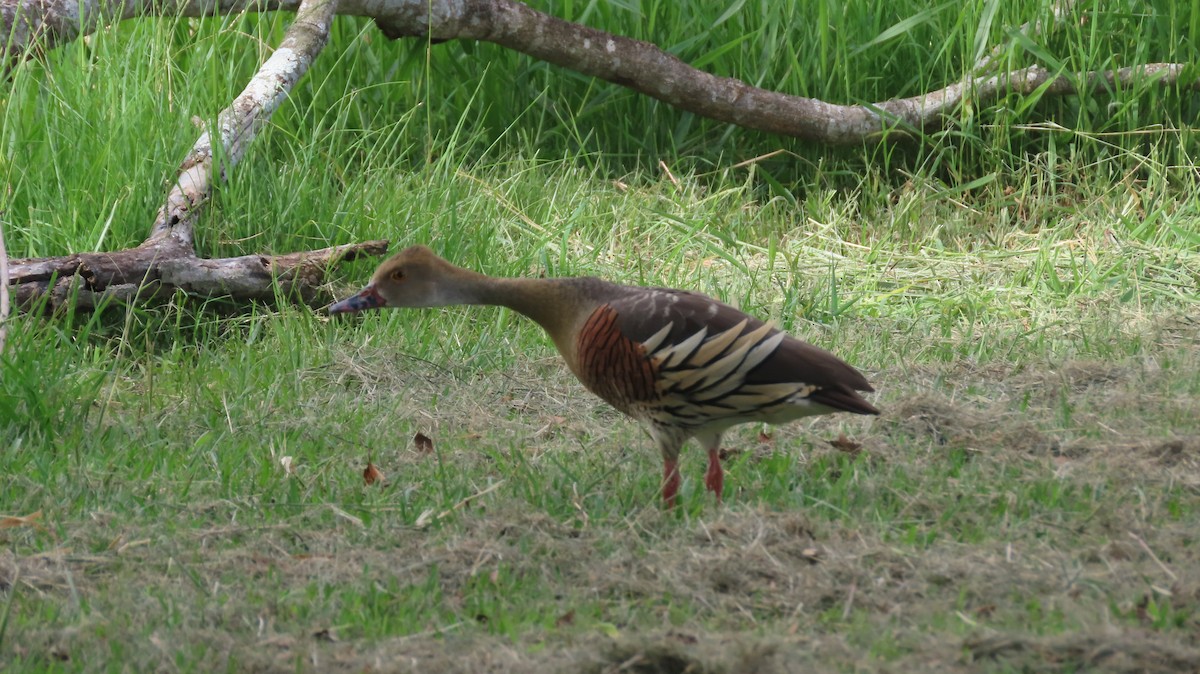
[447,270,590,340]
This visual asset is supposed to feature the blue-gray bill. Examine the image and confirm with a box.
[328,286,385,314]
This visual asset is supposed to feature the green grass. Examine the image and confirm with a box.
[2,1,1200,672]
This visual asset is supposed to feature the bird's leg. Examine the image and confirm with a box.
[654,429,687,509]
[704,448,724,501]
[698,432,724,503]
[662,458,682,508]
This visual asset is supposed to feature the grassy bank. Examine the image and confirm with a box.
[2,1,1199,672]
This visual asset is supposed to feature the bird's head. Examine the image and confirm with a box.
[327,245,463,314]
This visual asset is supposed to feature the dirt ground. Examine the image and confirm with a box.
[5,501,1199,673]
[4,325,1200,673]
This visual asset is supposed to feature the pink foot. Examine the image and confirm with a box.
[662,459,682,509]
[705,449,724,502]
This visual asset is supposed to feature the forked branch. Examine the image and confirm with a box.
[148,0,340,250]
[5,0,390,312]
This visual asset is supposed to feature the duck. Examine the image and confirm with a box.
[329,245,879,507]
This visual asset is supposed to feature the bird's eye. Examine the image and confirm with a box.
[391,269,406,282]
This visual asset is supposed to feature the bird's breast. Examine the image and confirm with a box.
[574,304,661,415]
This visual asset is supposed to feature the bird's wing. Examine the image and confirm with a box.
[606,288,879,418]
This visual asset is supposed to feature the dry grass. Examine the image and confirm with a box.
[3,134,1198,672]
[4,322,1199,672]
[6,503,1199,672]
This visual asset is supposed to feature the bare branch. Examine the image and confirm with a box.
[6,0,358,313]
[466,1,1194,143]
[146,0,340,249]
[3,0,1194,146]
[12,240,390,311]
[874,63,1193,141]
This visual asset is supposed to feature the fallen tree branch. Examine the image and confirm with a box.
[5,0,368,312]
[2,0,1194,146]
[11,240,390,311]
[147,0,340,250]
[467,2,1194,142]
[876,63,1192,141]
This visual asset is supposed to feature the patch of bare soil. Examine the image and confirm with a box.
[964,630,1200,674]
[6,348,1200,673]
[882,391,1055,454]
[871,351,1200,483]
[0,548,108,592]
[6,503,1200,673]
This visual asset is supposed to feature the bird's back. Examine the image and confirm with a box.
[569,283,878,429]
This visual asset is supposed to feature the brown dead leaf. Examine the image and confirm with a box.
[667,631,698,644]
[0,511,43,529]
[312,627,338,642]
[555,609,576,628]
[1135,594,1152,625]
[414,432,434,454]
[827,433,863,456]
[363,462,384,486]
[758,431,774,444]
